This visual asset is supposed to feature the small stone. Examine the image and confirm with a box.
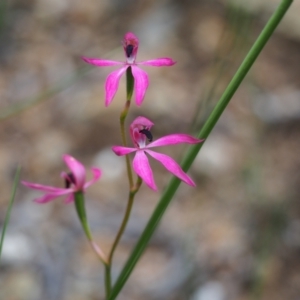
[192,281,226,300]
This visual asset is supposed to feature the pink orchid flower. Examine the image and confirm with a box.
[22,155,101,203]
[112,116,203,191]
[82,32,176,107]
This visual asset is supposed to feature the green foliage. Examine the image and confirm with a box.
[0,166,21,261]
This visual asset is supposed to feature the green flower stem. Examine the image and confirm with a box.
[105,264,112,298]
[115,67,137,253]
[105,66,138,298]
[119,67,135,188]
[120,100,134,188]
[74,192,108,266]
[108,1,293,299]
[105,177,142,298]
[108,176,142,264]
[126,67,134,101]
[109,189,135,261]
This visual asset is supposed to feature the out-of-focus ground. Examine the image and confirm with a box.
[0,0,300,299]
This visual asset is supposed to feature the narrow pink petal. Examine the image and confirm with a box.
[81,56,123,67]
[34,193,60,204]
[63,155,86,189]
[21,181,65,193]
[34,190,72,204]
[84,167,102,189]
[133,151,157,191]
[147,134,203,148]
[138,58,176,67]
[145,150,195,186]
[64,193,75,204]
[112,146,137,156]
[131,66,149,106]
[105,67,128,106]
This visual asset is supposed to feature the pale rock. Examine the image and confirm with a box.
[192,281,226,300]
[0,232,34,264]
[93,147,125,181]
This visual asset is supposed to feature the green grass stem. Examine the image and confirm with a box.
[0,166,21,260]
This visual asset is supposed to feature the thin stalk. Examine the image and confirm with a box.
[108,177,142,264]
[74,192,108,266]
[108,1,293,299]
[119,67,135,187]
[105,66,139,298]
[105,177,142,298]
[0,166,21,260]
[105,264,112,298]
[120,99,134,187]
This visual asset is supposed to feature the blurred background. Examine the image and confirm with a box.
[0,0,300,299]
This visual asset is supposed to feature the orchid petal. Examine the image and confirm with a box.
[147,134,203,148]
[130,116,155,148]
[21,181,66,193]
[123,32,139,63]
[105,67,128,106]
[138,58,176,67]
[124,32,139,43]
[34,190,72,204]
[63,155,86,189]
[112,146,137,156]
[133,151,157,191]
[130,116,154,129]
[146,150,195,186]
[81,56,123,67]
[131,66,149,106]
[84,168,102,189]
[34,193,61,204]
[64,193,75,204]
[23,155,101,205]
